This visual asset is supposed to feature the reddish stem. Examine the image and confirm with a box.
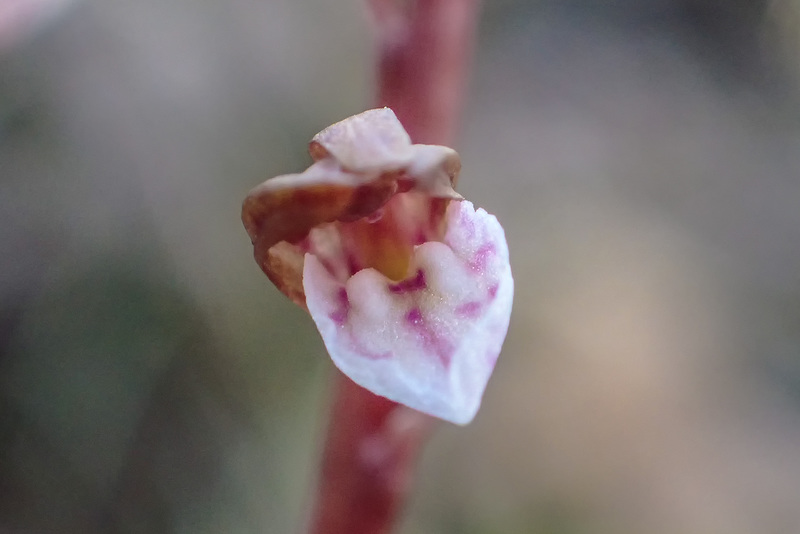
[305,1,481,533]
[305,373,432,534]
[374,0,481,146]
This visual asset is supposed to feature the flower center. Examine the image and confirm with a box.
[343,207,413,281]
[337,193,451,281]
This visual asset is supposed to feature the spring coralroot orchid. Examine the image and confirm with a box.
[242,108,512,424]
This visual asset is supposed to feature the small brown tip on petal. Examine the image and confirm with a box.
[406,144,462,196]
[259,242,308,309]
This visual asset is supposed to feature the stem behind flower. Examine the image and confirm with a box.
[305,1,481,533]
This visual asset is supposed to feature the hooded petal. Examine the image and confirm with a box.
[304,200,514,424]
[241,108,461,307]
[309,107,414,172]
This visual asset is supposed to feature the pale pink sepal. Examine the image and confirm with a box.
[304,200,513,425]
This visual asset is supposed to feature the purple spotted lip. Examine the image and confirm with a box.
[242,108,513,425]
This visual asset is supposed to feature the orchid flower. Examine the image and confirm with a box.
[242,108,512,424]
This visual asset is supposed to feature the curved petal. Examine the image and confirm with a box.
[309,107,413,172]
[241,108,461,307]
[304,200,513,424]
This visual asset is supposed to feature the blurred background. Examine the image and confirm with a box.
[2,0,800,532]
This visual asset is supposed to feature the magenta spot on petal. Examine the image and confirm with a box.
[470,243,496,272]
[455,300,482,318]
[414,231,427,245]
[405,307,423,325]
[488,284,499,299]
[329,287,350,325]
[404,307,454,367]
[389,269,427,294]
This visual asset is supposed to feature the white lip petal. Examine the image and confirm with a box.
[303,200,513,425]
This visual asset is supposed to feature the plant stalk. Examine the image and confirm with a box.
[304,1,480,532]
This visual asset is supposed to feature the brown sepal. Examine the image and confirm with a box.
[241,108,462,307]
